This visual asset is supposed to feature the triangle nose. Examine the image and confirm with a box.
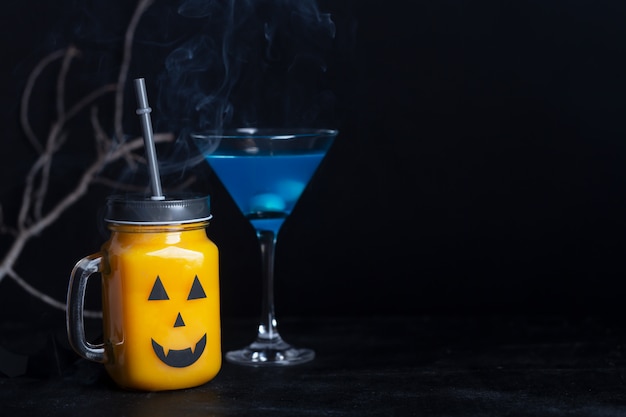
[174,313,185,327]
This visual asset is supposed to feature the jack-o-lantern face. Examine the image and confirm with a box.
[147,275,208,368]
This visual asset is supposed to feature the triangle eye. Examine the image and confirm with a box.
[188,275,207,300]
[148,276,169,300]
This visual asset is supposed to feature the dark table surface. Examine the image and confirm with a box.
[1,314,626,416]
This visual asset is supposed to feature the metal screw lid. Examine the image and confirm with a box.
[104,194,212,225]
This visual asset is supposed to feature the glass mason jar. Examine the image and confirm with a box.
[67,194,221,391]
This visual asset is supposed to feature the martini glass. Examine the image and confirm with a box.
[192,128,337,366]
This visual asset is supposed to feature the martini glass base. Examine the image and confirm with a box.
[225,337,315,367]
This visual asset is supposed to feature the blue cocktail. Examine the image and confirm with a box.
[192,128,337,366]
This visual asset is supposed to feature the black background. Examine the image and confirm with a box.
[2,0,626,334]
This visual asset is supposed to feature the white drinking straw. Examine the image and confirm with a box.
[133,78,165,200]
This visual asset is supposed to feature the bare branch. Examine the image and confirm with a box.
[66,84,118,123]
[0,0,187,314]
[56,46,77,121]
[90,105,116,160]
[0,131,174,283]
[33,131,68,220]
[18,146,52,230]
[34,134,173,238]
[7,269,101,319]
[0,205,17,236]
[19,49,69,154]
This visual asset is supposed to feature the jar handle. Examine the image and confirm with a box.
[66,253,107,363]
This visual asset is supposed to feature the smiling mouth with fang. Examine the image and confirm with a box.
[151,334,207,368]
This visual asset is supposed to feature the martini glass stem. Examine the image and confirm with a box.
[225,224,314,365]
[256,229,281,342]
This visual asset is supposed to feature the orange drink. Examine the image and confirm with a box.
[67,195,221,391]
